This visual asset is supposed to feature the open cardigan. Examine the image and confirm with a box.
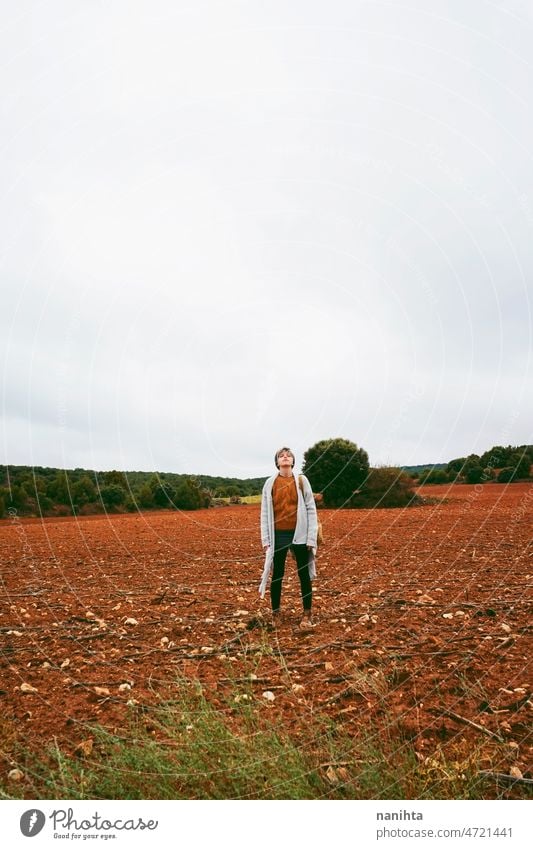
[259,470,318,599]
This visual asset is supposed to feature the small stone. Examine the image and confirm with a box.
[75,739,94,757]
[8,768,24,781]
[262,691,275,702]
[20,682,38,694]
[325,766,338,785]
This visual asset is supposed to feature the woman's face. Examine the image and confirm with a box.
[277,449,294,468]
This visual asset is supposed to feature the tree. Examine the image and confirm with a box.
[10,484,29,511]
[174,478,204,510]
[497,453,530,482]
[446,457,467,477]
[479,445,508,469]
[508,452,531,479]
[137,483,155,508]
[99,484,126,509]
[302,438,369,508]
[102,470,129,489]
[466,465,484,484]
[71,476,97,506]
[47,471,71,504]
[153,481,176,507]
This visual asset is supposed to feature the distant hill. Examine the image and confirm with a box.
[401,463,447,475]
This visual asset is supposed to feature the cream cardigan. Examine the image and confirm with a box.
[258,470,318,599]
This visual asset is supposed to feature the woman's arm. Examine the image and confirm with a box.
[260,482,271,549]
[301,475,318,549]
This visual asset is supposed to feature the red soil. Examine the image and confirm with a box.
[1,482,531,789]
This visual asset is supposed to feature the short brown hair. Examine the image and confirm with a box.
[275,447,295,468]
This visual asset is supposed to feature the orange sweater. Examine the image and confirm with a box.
[272,474,298,530]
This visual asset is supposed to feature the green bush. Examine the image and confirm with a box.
[424,469,449,484]
[497,467,516,483]
[351,466,417,508]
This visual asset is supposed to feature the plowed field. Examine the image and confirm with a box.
[1,482,531,795]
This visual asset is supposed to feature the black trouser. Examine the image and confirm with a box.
[270,529,312,612]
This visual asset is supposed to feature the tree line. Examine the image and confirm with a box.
[0,441,530,519]
[0,466,263,519]
[406,444,533,485]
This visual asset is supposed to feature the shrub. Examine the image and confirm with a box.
[424,469,449,484]
[351,466,417,508]
[497,467,516,483]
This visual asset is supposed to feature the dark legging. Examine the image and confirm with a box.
[270,529,312,612]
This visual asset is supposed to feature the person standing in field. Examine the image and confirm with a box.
[259,447,318,630]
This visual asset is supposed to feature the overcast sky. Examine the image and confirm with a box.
[1,1,532,478]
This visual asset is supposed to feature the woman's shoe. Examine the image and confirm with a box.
[299,614,314,632]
